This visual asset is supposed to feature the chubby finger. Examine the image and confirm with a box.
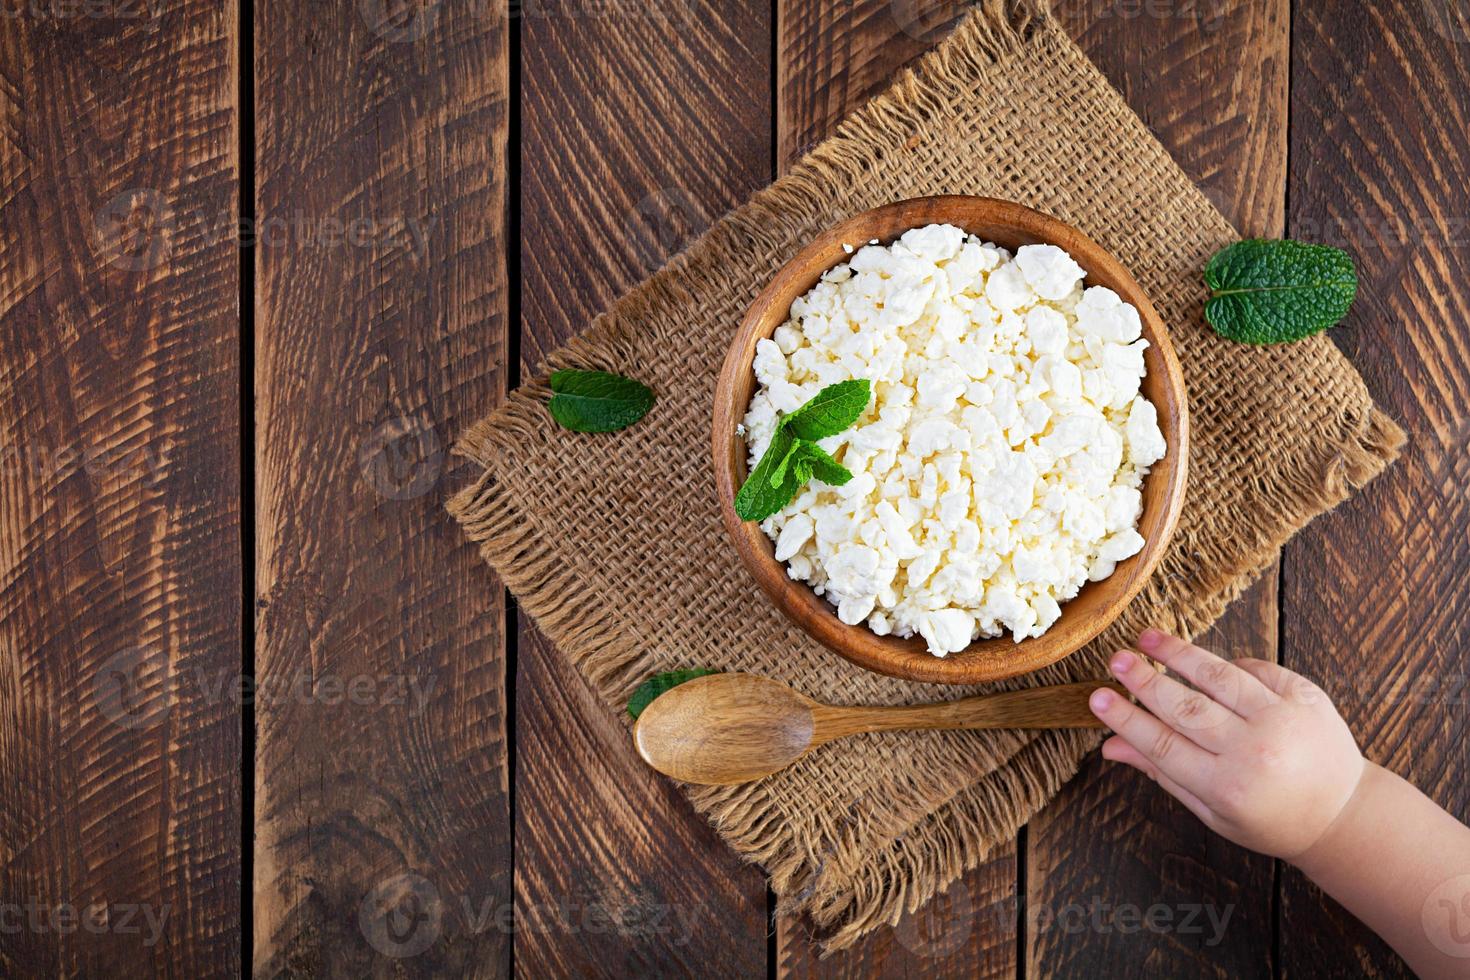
[1088,686,1214,789]
[1136,629,1278,717]
[1101,736,1215,824]
[1233,657,1329,706]
[1108,649,1242,751]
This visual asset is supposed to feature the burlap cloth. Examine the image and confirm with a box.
[450,0,1403,951]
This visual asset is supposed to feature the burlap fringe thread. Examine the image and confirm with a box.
[450,0,1403,953]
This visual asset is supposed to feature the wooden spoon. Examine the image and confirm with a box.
[633,672,1124,785]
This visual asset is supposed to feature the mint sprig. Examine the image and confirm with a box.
[734,380,869,522]
[627,669,717,719]
[1204,239,1358,344]
[547,369,655,432]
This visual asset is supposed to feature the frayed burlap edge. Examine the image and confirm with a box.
[449,0,1405,954]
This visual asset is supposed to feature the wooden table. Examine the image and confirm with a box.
[2,0,1466,976]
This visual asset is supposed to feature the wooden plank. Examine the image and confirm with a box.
[515,625,768,976]
[776,0,974,173]
[1026,2,1289,976]
[1280,0,1470,974]
[517,2,773,974]
[772,2,1024,974]
[777,850,1018,978]
[520,0,775,371]
[0,4,241,976]
[252,2,511,975]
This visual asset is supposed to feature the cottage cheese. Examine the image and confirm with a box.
[742,224,1166,656]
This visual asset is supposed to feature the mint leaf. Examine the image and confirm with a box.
[782,441,852,488]
[547,369,655,432]
[768,438,803,488]
[797,443,853,486]
[627,669,717,719]
[735,427,801,521]
[780,379,871,441]
[1204,239,1357,344]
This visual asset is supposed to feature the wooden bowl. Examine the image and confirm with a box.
[712,196,1189,685]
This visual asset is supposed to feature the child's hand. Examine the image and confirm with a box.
[1088,629,1366,860]
[1092,630,1470,979]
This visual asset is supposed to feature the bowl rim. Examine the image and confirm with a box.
[712,195,1189,685]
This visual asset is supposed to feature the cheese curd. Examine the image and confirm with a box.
[742,224,1167,656]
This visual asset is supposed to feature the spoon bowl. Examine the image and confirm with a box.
[633,674,818,784]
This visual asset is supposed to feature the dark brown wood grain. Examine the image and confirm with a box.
[776,0,974,174]
[520,0,774,373]
[4,0,1460,974]
[252,1,511,975]
[1280,1,1470,975]
[515,626,768,975]
[1025,2,1289,977]
[778,862,1019,979]
[0,3,242,976]
[518,1,774,974]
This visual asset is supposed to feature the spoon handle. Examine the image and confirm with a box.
[810,680,1124,742]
